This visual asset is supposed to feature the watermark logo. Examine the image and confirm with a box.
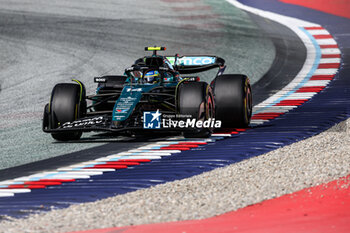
[143,111,222,129]
[143,110,161,129]
[162,118,221,128]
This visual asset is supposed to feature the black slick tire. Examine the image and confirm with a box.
[49,83,84,141]
[213,74,252,128]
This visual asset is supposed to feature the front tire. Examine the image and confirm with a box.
[213,74,252,128]
[49,83,85,141]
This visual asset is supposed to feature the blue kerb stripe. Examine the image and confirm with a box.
[297,27,322,88]
[106,156,132,161]
[131,151,161,153]
[253,27,321,114]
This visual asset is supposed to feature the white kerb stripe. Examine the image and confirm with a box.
[308,29,329,35]
[319,58,340,64]
[313,69,338,75]
[54,170,104,175]
[211,134,232,137]
[126,150,172,155]
[303,80,330,86]
[316,39,337,45]
[48,174,90,179]
[0,189,31,193]
[321,48,341,54]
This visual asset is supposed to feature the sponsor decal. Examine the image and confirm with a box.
[126,87,142,92]
[61,116,104,128]
[167,56,215,66]
[143,110,161,129]
[94,77,106,83]
[113,96,138,118]
[183,76,199,82]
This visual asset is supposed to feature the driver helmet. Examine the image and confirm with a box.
[144,70,160,83]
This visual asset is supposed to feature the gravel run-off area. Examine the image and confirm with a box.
[0,118,349,233]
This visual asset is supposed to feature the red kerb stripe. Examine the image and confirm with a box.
[88,165,128,169]
[314,34,333,39]
[24,181,61,186]
[164,144,198,148]
[318,63,340,69]
[6,184,46,189]
[321,54,340,58]
[235,128,248,132]
[105,162,140,166]
[159,147,190,151]
[178,142,207,145]
[320,44,338,49]
[118,159,151,163]
[251,116,277,120]
[304,26,324,30]
[39,179,75,182]
[296,87,324,93]
[310,76,333,80]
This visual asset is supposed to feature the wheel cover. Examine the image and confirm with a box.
[246,86,252,120]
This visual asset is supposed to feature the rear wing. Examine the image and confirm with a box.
[166,55,225,74]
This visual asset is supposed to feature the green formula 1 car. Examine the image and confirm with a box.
[43,47,252,141]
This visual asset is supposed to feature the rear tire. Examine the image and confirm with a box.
[178,82,214,138]
[49,83,85,141]
[213,74,252,128]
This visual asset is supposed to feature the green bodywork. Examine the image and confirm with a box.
[112,82,177,122]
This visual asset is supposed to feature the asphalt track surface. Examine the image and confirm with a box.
[0,0,275,171]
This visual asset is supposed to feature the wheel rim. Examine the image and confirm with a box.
[246,86,252,119]
[206,95,214,119]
